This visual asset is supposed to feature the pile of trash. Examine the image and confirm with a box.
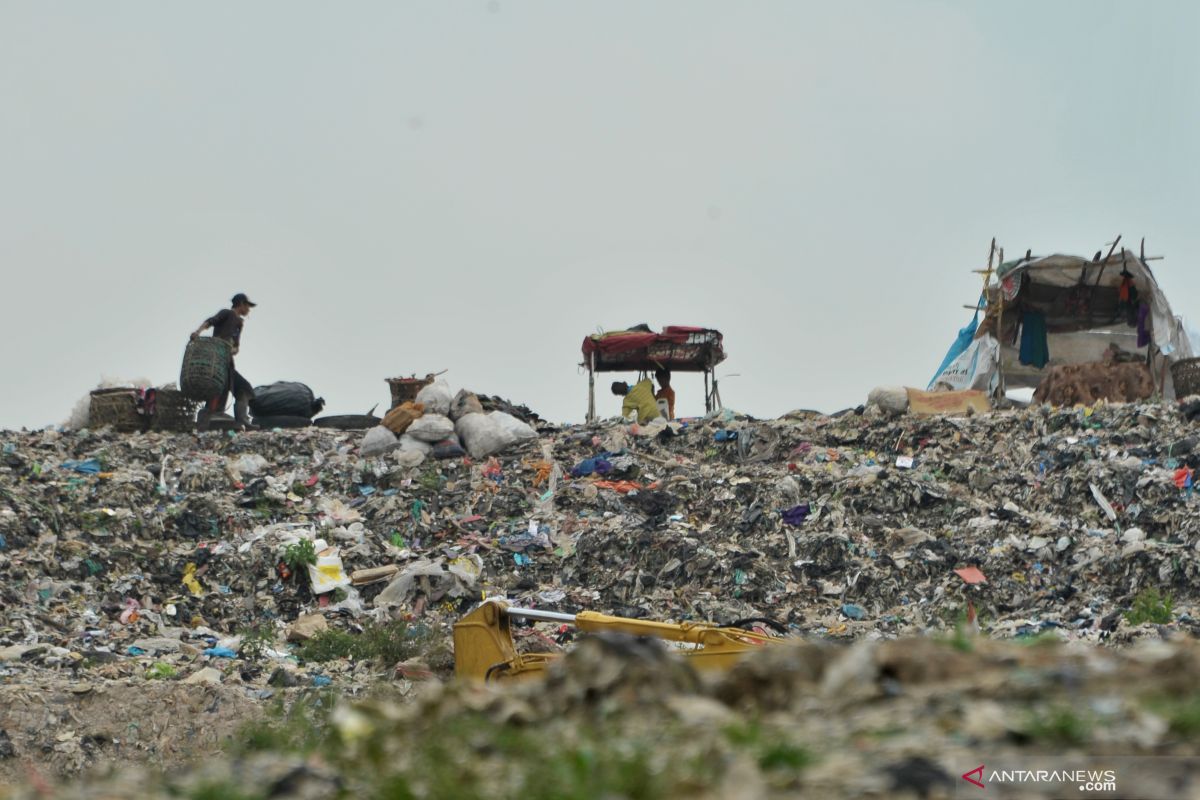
[4,398,1200,780]
[15,634,1200,799]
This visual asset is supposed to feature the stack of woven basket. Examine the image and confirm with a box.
[1172,358,1200,399]
[88,387,197,433]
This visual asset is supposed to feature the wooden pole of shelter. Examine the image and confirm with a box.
[969,238,1001,397]
[1086,234,1123,330]
[996,245,1006,398]
[704,370,712,414]
[587,352,596,424]
[1091,235,1122,288]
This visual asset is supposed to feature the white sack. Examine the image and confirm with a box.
[490,411,537,442]
[360,425,399,457]
[455,413,515,459]
[415,378,453,416]
[405,413,456,443]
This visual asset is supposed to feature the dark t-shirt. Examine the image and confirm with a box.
[206,309,243,346]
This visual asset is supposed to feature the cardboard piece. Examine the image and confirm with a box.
[906,388,991,417]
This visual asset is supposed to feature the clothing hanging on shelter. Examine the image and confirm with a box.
[1117,273,1140,325]
[1118,275,1133,304]
[1137,303,1152,348]
[1019,311,1050,369]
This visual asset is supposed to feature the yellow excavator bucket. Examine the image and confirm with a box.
[453,599,788,682]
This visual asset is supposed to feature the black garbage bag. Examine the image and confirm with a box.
[251,415,315,429]
[249,382,325,419]
[314,414,381,430]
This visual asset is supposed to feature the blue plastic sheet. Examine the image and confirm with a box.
[203,646,237,658]
[841,603,867,620]
[570,457,613,478]
[61,459,102,474]
[928,297,983,389]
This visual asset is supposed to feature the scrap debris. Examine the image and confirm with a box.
[4,397,1200,786]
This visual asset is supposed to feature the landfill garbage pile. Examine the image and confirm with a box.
[3,399,1200,782]
[13,634,1200,799]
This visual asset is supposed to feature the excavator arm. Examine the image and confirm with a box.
[454,599,786,682]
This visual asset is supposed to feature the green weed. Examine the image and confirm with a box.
[1017,630,1063,647]
[282,539,317,572]
[145,662,178,680]
[1022,705,1092,746]
[1126,588,1173,625]
[724,722,813,774]
[233,689,341,757]
[1144,694,1200,739]
[237,622,278,662]
[417,467,443,492]
[295,620,429,666]
[294,629,358,662]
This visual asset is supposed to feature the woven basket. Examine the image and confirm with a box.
[89,389,147,433]
[148,389,198,432]
[387,375,433,409]
[180,338,232,401]
[1171,358,1200,398]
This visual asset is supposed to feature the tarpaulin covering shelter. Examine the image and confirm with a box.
[929,244,1193,397]
[581,326,726,421]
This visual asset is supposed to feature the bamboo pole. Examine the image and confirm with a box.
[587,353,596,423]
[1091,235,1123,287]
[997,245,1007,399]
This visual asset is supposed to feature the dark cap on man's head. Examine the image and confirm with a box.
[231,293,257,308]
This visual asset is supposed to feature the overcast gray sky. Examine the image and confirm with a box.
[3,1,1198,429]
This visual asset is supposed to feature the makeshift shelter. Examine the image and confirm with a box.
[581,326,726,422]
[929,239,1194,400]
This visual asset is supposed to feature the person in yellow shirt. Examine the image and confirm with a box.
[611,379,660,422]
[654,368,676,420]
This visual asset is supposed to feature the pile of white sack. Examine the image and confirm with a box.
[359,377,537,462]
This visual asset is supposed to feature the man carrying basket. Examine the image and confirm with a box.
[190,293,256,430]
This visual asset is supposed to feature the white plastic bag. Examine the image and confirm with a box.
[867,386,909,416]
[394,449,426,468]
[306,540,352,594]
[455,413,513,458]
[360,426,399,457]
[398,434,433,454]
[490,411,536,443]
[232,454,270,476]
[415,378,453,416]
[405,413,456,443]
[929,334,1000,393]
[375,559,446,607]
